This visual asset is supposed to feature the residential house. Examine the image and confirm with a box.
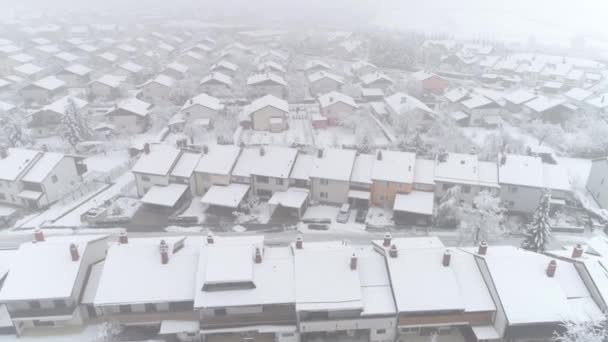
[384,93,437,131]
[56,64,92,87]
[104,98,152,134]
[317,91,358,126]
[178,93,225,128]
[199,72,232,98]
[370,150,415,208]
[19,76,66,103]
[193,144,241,196]
[210,60,238,77]
[140,74,175,102]
[13,63,45,80]
[28,95,88,137]
[586,157,608,209]
[348,153,373,207]
[115,61,145,83]
[304,60,331,75]
[309,148,357,204]
[503,89,536,113]
[257,60,286,75]
[411,70,449,94]
[88,75,126,100]
[308,71,344,96]
[460,95,503,127]
[242,95,289,132]
[178,51,204,65]
[351,61,378,78]
[360,73,394,92]
[247,73,287,99]
[524,96,576,124]
[162,62,188,80]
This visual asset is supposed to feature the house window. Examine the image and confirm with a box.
[144,303,157,312]
[33,320,54,327]
[320,192,328,199]
[376,329,386,334]
[400,327,419,334]
[51,175,58,183]
[141,176,151,182]
[509,186,518,193]
[169,301,193,312]
[462,185,471,193]
[53,299,66,309]
[257,189,272,198]
[275,178,284,185]
[29,301,41,309]
[214,308,227,316]
[320,179,329,185]
[257,176,269,184]
[118,305,132,313]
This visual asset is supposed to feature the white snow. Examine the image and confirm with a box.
[141,183,189,207]
[200,183,250,208]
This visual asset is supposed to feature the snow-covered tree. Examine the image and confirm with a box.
[1,118,28,147]
[459,191,505,245]
[554,318,607,342]
[436,186,463,227]
[93,320,123,342]
[522,190,552,252]
[60,97,91,148]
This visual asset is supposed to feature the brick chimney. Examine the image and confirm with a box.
[143,143,150,154]
[160,240,169,264]
[389,244,398,258]
[0,146,8,159]
[206,232,214,244]
[478,241,488,255]
[34,228,45,242]
[572,244,584,259]
[350,253,358,270]
[317,149,324,158]
[255,247,263,264]
[295,235,303,249]
[70,243,79,261]
[119,230,128,244]
[442,250,451,267]
[546,259,557,277]
[383,232,392,247]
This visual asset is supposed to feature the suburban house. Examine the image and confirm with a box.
[178,51,204,65]
[56,64,92,87]
[178,93,225,128]
[348,153,374,208]
[523,96,576,124]
[586,157,608,209]
[370,150,415,208]
[104,98,152,134]
[0,147,86,209]
[410,70,449,94]
[307,71,344,96]
[293,239,397,342]
[433,152,500,204]
[140,74,175,102]
[304,60,332,74]
[131,143,185,200]
[257,60,286,74]
[13,63,45,80]
[19,76,66,103]
[95,52,119,67]
[317,91,358,126]
[503,89,537,113]
[210,60,238,77]
[460,95,502,127]
[351,61,378,78]
[28,95,88,137]
[199,72,232,98]
[93,236,200,332]
[242,95,289,132]
[115,61,145,82]
[309,148,357,205]
[195,236,297,342]
[88,75,126,100]
[360,73,394,92]
[375,236,497,342]
[0,232,109,333]
[258,50,289,64]
[162,62,188,80]
[246,73,287,99]
[193,144,241,196]
[384,93,437,131]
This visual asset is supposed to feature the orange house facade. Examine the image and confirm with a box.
[371,180,413,207]
[369,150,417,207]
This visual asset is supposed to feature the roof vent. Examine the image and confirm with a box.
[546,259,557,277]
[70,243,80,261]
[160,240,169,264]
[350,253,358,270]
[119,230,128,244]
[383,232,392,247]
[255,247,263,264]
[34,228,45,242]
[572,244,584,259]
[295,235,303,249]
[206,232,214,244]
[478,240,488,255]
[442,250,451,267]
[389,244,398,258]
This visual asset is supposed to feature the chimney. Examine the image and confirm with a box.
[206,232,214,244]
[572,244,584,258]
[499,154,507,166]
[478,240,488,255]
[203,145,209,154]
[0,146,7,159]
[350,253,358,270]
[41,144,48,152]
[295,235,303,249]
[143,143,150,154]
[119,230,128,244]
[255,247,263,263]
[259,146,265,156]
[160,240,169,264]
[317,149,324,158]
[383,232,392,247]
[442,250,451,267]
[70,243,79,261]
[546,259,557,277]
[389,244,398,258]
[376,150,383,161]
[34,228,45,242]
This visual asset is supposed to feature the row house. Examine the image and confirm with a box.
[309,148,357,205]
[0,147,86,209]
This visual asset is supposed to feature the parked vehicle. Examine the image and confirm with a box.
[308,223,329,230]
[336,203,351,223]
[355,208,368,224]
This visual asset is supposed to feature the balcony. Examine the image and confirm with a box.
[201,310,296,329]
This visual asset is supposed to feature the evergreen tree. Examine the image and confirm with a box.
[60,97,90,148]
[1,118,25,147]
[522,190,552,252]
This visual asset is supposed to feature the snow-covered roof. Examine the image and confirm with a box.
[211,60,238,72]
[414,158,435,185]
[157,42,175,52]
[92,74,126,88]
[385,242,495,314]
[411,70,442,81]
[245,94,289,115]
[360,72,394,86]
[461,95,494,109]
[35,44,61,54]
[21,152,64,183]
[394,191,435,215]
[77,43,99,53]
[247,73,287,86]
[307,71,344,84]
[371,150,415,184]
[0,148,41,181]
[200,184,250,208]
[318,91,358,109]
[498,154,544,188]
[166,62,188,74]
[444,87,470,103]
[146,74,176,88]
[195,144,241,175]
[200,72,232,86]
[132,144,182,176]
[94,237,199,305]
[435,153,499,188]
[112,98,152,117]
[289,153,314,181]
[564,88,593,102]
[54,51,79,62]
[141,183,189,207]
[183,94,224,113]
[232,146,297,179]
[119,61,144,74]
[304,60,331,71]
[14,63,43,76]
[257,61,286,73]
[503,89,537,105]
[195,245,295,308]
[63,63,92,76]
[385,92,435,116]
[40,95,87,115]
[171,152,201,179]
[98,52,118,62]
[8,53,35,63]
[351,60,377,72]
[465,246,603,325]
[350,153,374,185]
[542,163,571,192]
[586,93,608,109]
[116,43,137,53]
[31,76,66,91]
[268,188,309,209]
[309,148,357,182]
[0,235,108,301]
[524,96,566,113]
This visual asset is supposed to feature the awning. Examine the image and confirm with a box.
[268,188,309,209]
[348,189,370,201]
[393,191,434,215]
[160,320,200,335]
[472,325,500,340]
[141,184,189,207]
[17,190,43,200]
[201,184,250,208]
[201,325,297,335]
